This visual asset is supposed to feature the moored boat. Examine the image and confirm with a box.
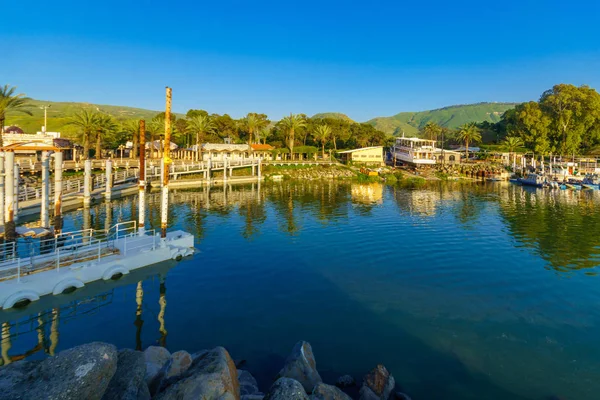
[517,173,548,188]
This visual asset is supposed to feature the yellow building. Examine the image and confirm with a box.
[338,146,384,166]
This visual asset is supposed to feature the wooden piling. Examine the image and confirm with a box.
[139,120,146,233]
[41,151,50,227]
[161,87,172,238]
[54,151,63,235]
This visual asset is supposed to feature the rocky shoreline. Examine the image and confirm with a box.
[0,340,412,400]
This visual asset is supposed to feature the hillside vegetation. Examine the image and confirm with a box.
[311,112,354,122]
[367,102,517,136]
[5,99,183,137]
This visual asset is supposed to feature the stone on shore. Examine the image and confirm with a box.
[0,342,117,400]
[164,350,193,379]
[310,382,353,400]
[102,349,147,400]
[264,377,309,400]
[335,375,356,388]
[144,346,171,385]
[278,341,322,393]
[359,365,396,400]
[154,346,240,400]
[238,369,262,397]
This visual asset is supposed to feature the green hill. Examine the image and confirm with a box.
[4,99,182,138]
[311,112,354,122]
[367,102,517,135]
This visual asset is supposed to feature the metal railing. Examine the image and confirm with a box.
[0,221,160,283]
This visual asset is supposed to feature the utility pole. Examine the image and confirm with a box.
[40,105,51,134]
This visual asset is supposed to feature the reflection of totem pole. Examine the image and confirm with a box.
[37,313,45,351]
[1,322,11,366]
[158,277,167,347]
[134,282,144,351]
[105,200,113,232]
[49,308,59,356]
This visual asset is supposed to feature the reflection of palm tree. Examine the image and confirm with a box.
[239,198,267,239]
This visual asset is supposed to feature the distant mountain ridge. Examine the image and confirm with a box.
[366,102,517,136]
[6,99,517,138]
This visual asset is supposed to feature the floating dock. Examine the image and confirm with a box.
[0,222,194,310]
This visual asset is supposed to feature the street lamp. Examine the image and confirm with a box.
[40,105,51,133]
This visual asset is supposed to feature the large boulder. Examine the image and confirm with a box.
[310,383,353,400]
[0,342,117,400]
[154,346,240,400]
[278,341,322,393]
[165,350,193,379]
[102,349,147,400]
[238,369,262,397]
[359,365,395,400]
[144,346,171,385]
[264,378,309,400]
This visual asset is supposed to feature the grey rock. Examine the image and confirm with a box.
[278,341,322,393]
[102,349,147,400]
[394,392,412,400]
[154,346,240,400]
[137,382,151,400]
[0,342,117,400]
[143,346,171,385]
[264,378,309,400]
[359,365,395,400]
[164,350,192,379]
[238,369,260,396]
[335,375,356,388]
[242,396,265,400]
[310,382,352,400]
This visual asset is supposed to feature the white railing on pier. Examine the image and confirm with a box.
[0,221,160,283]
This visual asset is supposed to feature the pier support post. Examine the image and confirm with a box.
[4,152,15,241]
[41,151,51,228]
[0,152,4,227]
[13,163,19,223]
[161,87,172,239]
[105,159,113,201]
[139,120,146,234]
[83,159,92,207]
[258,158,262,180]
[54,151,63,235]
[207,158,212,182]
[223,157,228,183]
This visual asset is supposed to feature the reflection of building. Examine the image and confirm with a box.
[392,137,460,165]
[338,146,384,166]
[351,183,384,204]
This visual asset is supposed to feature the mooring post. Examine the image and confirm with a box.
[4,152,15,241]
[161,87,172,239]
[138,120,146,235]
[105,159,113,201]
[54,151,63,235]
[83,159,92,206]
[41,151,50,228]
[0,152,5,227]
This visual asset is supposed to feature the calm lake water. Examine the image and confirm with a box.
[2,181,600,399]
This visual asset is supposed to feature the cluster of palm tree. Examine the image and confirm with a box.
[67,109,121,159]
[0,85,33,146]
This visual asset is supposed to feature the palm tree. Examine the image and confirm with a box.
[0,85,33,146]
[147,116,164,158]
[95,115,117,159]
[67,109,100,159]
[257,127,272,145]
[187,115,216,161]
[313,124,331,159]
[503,136,524,170]
[457,122,482,159]
[122,119,141,158]
[241,113,267,145]
[422,121,442,141]
[278,113,306,160]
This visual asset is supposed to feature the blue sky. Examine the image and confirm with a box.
[2,0,599,121]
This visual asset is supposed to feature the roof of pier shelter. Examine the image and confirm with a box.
[202,143,251,152]
[251,144,275,151]
[1,142,60,151]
